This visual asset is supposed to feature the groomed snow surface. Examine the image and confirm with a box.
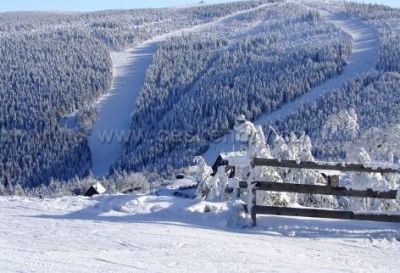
[1,195,399,273]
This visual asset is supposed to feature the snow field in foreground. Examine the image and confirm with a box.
[1,195,399,273]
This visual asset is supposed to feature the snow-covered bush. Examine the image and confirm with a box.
[109,172,150,193]
[234,115,290,208]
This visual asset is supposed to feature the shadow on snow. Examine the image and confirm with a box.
[34,194,400,240]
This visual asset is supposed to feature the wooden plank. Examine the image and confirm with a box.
[250,187,257,227]
[252,182,397,199]
[252,158,399,173]
[255,206,400,223]
[239,181,397,199]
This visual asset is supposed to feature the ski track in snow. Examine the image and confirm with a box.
[203,6,381,164]
[88,3,276,177]
[1,195,399,273]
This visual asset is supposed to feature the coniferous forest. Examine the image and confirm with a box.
[2,1,400,188]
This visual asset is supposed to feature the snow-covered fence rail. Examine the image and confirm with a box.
[239,181,398,199]
[247,158,400,226]
[254,206,400,223]
[251,158,400,174]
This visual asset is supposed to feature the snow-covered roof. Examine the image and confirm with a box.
[92,182,106,194]
[220,151,247,160]
[219,151,250,167]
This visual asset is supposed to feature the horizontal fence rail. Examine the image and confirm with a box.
[235,158,400,225]
[255,206,400,223]
[252,158,400,174]
[239,181,397,199]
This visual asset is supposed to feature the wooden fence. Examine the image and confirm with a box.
[243,158,400,226]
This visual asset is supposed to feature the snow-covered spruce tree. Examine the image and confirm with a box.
[322,108,359,141]
[235,114,339,208]
[193,156,214,199]
[193,156,239,201]
[234,115,289,210]
[269,129,338,208]
[342,126,400,212]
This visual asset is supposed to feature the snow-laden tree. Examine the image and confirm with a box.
[322,108,359,140]
[342,126,400,212]
[234,115,290,209]
[193,156,214,199]
[195,115,343,210]
[194,115,400,214]
[269,129,338,208]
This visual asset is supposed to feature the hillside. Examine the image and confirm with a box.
[0,1,270,186]
[116,2,352,173]
[1,0,400,190]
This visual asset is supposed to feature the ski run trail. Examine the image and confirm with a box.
[1,195,399,273]
[88,3,275,177]
[203,5,381,164]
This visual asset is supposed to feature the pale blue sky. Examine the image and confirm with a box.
[0,0,398,12]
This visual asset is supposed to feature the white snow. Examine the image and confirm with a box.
[88,2,277,177]
[1,195,399,273]
[203,6,381,164]
[88,42,158,177]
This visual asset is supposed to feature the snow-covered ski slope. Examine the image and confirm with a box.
[88,43,157,177]
[1,195,398,273]
[203,5,380,164]
[88,2,276,177]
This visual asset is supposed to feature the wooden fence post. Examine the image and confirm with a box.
[251,187,257,227]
